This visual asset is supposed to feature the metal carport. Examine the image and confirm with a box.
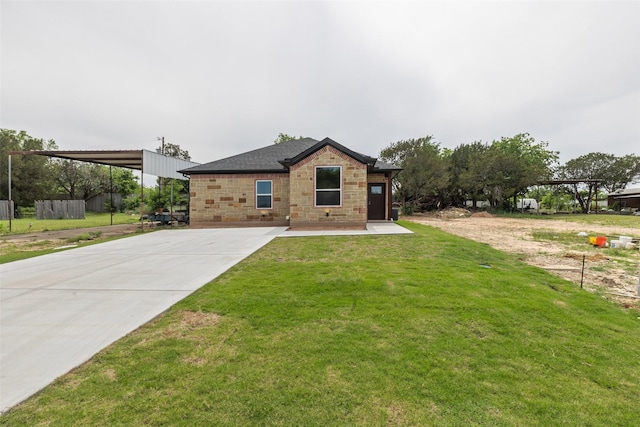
[5,150,199,230]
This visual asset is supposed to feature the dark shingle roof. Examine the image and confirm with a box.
[180,137,400,174]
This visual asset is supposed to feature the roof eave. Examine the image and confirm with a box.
[180,168,290,175]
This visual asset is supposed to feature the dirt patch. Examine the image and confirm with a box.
[0,224,143,255]
[405,214,640,307]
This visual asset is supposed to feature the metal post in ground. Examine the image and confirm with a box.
[8,155,12,232]
[581,254,586,289]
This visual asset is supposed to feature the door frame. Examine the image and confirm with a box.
[367,183,386,220]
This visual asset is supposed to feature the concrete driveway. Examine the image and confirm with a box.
[0,222,412,413]
[0,227,286,413]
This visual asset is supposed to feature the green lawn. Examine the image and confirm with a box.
[500,212,640,228]
[2,221,639,426]
[0,212,140,235]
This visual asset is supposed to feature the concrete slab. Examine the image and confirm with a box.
[0,227,286,413]
[279,222,413,237]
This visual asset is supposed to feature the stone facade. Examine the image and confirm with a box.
[289,145,368,229]
[189,173,290,227]
[187,144,395,229]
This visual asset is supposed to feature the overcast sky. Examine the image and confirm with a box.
[2,0,639,166]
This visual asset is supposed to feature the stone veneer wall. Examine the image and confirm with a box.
[289,146,367,229]
[189,173,290,227]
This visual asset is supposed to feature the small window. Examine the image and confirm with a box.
[315,166,341,206]
[256,180,272,209]
[370,185,383,195]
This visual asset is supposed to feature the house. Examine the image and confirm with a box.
[180,137,401,229]
[607,188,640,212]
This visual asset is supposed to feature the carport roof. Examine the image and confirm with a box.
[8,149,199,179]
[9,150,145,169]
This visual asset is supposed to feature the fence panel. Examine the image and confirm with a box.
[0,200,15,220]
[35,200,86,219]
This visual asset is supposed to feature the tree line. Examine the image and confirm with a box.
[0,129,189,215]
[379,133,640,214]
[3,128,638,216]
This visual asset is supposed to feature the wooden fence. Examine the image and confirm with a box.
[86,193,123,213]
[0,200,15,220]
[35,200,86,219]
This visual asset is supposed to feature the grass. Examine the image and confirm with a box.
[1,221,639,425]
[0,212,141,235]
[0,231,144,265]
[531,230,588,250]
[64,231,103,243]
[500,212,640,229]
[0,233,139,264]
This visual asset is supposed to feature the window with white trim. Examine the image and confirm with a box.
[256,180,272,209]
[315,166,341,206]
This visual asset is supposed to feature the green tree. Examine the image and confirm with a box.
[0,129,58,207]
[449,141,490,208]
[487,133,558,210]
[54,160,111,200]
[152,141,191,211]
[112,168,139,198]
[379,136,450,213]
[273,133,305,144]
[557,152,640,213]
[603,154,640,192]
[160,142,191,161]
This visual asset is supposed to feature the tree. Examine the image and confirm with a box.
[112,168,139,199]
[557,152,640,213]
[379,136,450,213]
[0,129,59,207]
[160,142,191,161]
[487,133,558,209]
[602,154,640,192]
[449,141,490,208]
[54,160,111,200]
[152,141,191,211]
[273,133,305,144]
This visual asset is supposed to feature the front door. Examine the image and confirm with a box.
[368,183,386,220]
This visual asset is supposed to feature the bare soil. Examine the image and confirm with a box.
[405,210,640,308]
[0,224,143,254]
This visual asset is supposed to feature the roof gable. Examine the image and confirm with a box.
[281,137,376,167]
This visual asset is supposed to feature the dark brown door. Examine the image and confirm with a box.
[368,183,386,220]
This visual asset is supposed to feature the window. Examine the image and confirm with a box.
[315,166,341,206]
[256,180,272,209]
[370,185,383,195]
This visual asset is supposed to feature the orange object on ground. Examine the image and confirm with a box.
[595,236,607,247]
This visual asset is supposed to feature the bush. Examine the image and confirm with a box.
[17,206,36,218]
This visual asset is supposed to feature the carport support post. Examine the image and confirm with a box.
[109,165,113,226]
[140,167,144,232]
[8,155,12,232]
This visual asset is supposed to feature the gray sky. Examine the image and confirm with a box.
[2,0,639,165]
